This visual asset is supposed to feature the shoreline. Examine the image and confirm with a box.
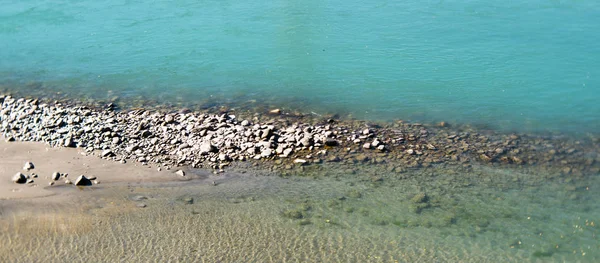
[1,93,599,193]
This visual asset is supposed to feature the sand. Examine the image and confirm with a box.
[0,138,183,200]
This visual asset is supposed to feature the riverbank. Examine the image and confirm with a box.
[1,94,599,182]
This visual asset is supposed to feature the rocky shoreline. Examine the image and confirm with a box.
[1,94,599,179]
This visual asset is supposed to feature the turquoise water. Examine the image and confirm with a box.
[1,0,599,133]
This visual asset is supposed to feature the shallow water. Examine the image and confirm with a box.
[1,0,599,133]
[1,164,599,262]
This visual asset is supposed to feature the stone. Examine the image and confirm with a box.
[12,172,27,184]
[74,175,92,186]
[261,148,273,158]
[269,109,281,114]
[51,172,61,181]
[175,170,186,176]
[294,159,307,164]
[362,143,371,149]
[65,179,72,184]
[282,148,293,158]
[23,162,34,171]
[324,138,338,146]
[200,142,216,154]
[64,137,75,147]
[5,136,15,142]
[101,150,115,157]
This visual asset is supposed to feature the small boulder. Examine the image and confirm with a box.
[51,172,61,181]
[200,142,216,154]
[101,150,115,157]
[74,175,92,186]
[324,138,339,147]
[23,162,34,171]
[12,172,27,184]
[175,170,186,176]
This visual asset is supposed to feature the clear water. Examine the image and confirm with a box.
[1,0,599,133]
[1,165,599,262]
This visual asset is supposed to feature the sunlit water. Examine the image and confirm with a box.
[1,164,599,262]
[1,0,599,133]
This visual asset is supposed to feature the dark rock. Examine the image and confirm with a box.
[74,175,92,186]
[12,172,27,184]
[23,162,34,171]
[101,150,115,157]
[51,172,61,181]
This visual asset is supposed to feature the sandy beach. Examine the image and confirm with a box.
[0,138,182,201]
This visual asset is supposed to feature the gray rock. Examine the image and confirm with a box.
[12,172,27,184]
[261,148,273,157]
[282,148,293,158]
[64,137,75,147]
[74,175,92,186]
[175,170,186,176]
[101,150,114,157]
[23,162,34,171]
[200,142,216,154]
[362,143,371,149]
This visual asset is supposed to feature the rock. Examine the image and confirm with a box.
[294,159,307,164]
[23,162,34,171]
[165,115,174,123]
[282,148,293,158]
[324,138,338,146]
[65,179,72,184]
[175,170,186,176]
[12,172,27,184]
[406,149,415,155]
[269,109,281,114]
[355,154,368,162]
[101,150,115,157]
[5,137,15,142]
[74,175,92,186]
[200,142,216,154]
[51,172,61,181]
[64,137,75,147]
[377,145,386,151]
[261,148,273,158]
[218,153,230,161]
[136,203,147,208]
[410,192,428,203]
[362,143,371,149]
[88,176,97,180]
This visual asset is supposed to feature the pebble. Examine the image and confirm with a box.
[51,172,61,181]
[23,162,34,171]
[74,175,92,186]
[12,172,27,184]
[0,94,596,179]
